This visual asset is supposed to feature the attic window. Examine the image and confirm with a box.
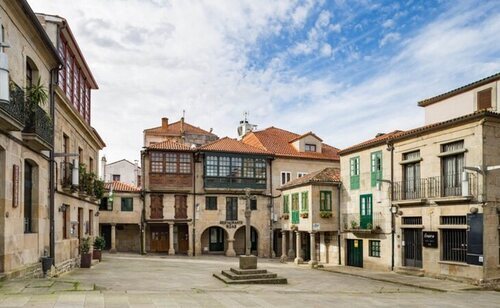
[477,88,492,111]
[305,144,316,152]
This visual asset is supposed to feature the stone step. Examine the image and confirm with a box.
[213,273,287,285]
[230,268,268,275]
[221,270,277,280]
[395,267,425,277]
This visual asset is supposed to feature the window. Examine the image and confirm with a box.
[477,87,492,110]
[89,157,94,174]
[99,197,110,211]
[281,171,291,185]
[179,154,191,173]
[78,147,83,166]
[62,204,69,239]
[403,151,421,199]
[204,155,266,186]
[121,198,133,211]
[305,144,316,152]
[442,229,466,263]
[226,197,238,220]
[297,172,307,178]
[320,191,332,211]
[370,151,382,187]
[206,155,218,176]
[112,174,121,182]
[301,191,308,212]
[89,210,93,235]
[150,152,192,174]
[402,217,422,225]
[440,215,466,225]
[350,157,360,190]
[441,141,464,196]
[250,199,257,211]
[291,193,299,224]
[369,240,381,257]
[24,161,34,233]
[243,158,255,178]
[166,153,177,173]
[26,61,33,88]
[151,152,164,173]
[206,196,217,210]
[283,195,289,213]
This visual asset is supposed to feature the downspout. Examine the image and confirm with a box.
[140,150,146,254]
[269,158,273,258]
[388,141,395,271]
[49,66,58,264]
[192,152,197,256]
[337,183,341,265]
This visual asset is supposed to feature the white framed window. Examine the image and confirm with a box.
[281,171,291,185]
[297,172,307,178]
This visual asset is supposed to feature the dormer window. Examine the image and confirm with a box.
[305,144,317,152]
[477,88,492,111]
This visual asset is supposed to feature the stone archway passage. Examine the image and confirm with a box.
[201,226,228,254]
[234,226,258,256]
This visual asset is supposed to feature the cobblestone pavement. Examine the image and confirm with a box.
[0,253,499,307]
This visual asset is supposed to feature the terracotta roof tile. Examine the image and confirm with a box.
[338,130,404,155]
[144,120,216,137]
[199,137,271,155]
[279,167,340,190]
[242,127,339,161]
[105,181,141,192]
[147,140,192,151]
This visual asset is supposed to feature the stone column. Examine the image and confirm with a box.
[280,230,287,261]
[141,223,147,255]
[309,232,318,267]
[287,230,295,260]
[110,224,117,253]
[168,223,175,255]
[187,224,193,257]
[294,231,303,264]
[226,238,236,257]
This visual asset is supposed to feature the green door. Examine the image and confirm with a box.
[360,194,373,229]
[291,193,300,224]
[347,239,363,267]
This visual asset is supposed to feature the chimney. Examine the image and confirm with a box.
[100,155,107,181]
[134,160,139,186]
[180,117,185,133]
[162,117,169,128]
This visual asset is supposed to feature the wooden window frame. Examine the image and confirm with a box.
[350,156,360,190]
[477,87,492,111]
[205,196,217,210]
[121,197,133,212]
[370,151,382,187]
[320,191,332,211]
[369,240,381,257]
[301,191,308,212]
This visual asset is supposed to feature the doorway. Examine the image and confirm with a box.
[177,224,189,254]
[403,228,422,268]
[346,239,363,267]
[150,225,169,252]
[209,227,225,252]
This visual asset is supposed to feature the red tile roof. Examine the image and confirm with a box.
[199,137,271,155]
[338,130,404,155]
[105,181,141,192]
[242,127,339,161]
[279,167,340,190]
[146,140,192,151]
[288,131,323,143]
[144,119,216,136]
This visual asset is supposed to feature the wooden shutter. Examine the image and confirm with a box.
[477,88,492,110]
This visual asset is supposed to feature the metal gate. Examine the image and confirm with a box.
[346,239,363,268]
[403,228,422,268]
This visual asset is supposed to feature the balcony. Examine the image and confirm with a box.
[0,83,25,131]
[204,176,266,190]
[22,104,53,151]
[342,212,385,234]
[60,162,76,192]
[393,173,477,204]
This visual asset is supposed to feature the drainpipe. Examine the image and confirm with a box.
[337,183,341,265]
[192,152,197,256]
[269,158,273,258]
[49,66,59,264]
[388,141,395,271]
[140,150,146,254]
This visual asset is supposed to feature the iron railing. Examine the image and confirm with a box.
[23,105,53,146]
[342,212,386,233]
[204,176,266,189]
[0,83,26,125]
[393,173,477,201]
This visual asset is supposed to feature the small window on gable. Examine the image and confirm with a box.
[477,88,492,111]
[305,144,317,152]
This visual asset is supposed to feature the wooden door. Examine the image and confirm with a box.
[346,239,363,268]
[78,208,83,239]
[209,227,225,251]
[177,225,189,254]
[175,195,187,219]
[403,229,422,268]
[359,194,372,229]
[150,226,168,252]
[151,195,164,219]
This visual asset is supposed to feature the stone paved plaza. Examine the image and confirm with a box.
[0,254,499,307]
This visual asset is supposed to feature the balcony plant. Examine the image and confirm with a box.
[86,172,96,197]
[290,224,298,231]
[367,223,373,230]
[300,212,309,219]
[93,236,106,262]
[79,164,90,197]
[93,179,105,200]
[80,237,92,268]
[320,211,333,218]
[25,77,48,112]
[350,220,359,230]
[282,213,289,220]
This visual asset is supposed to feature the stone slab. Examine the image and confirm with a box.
[239,255,257,270]
[221,270,277,280]
[213,273,287,285]
[230,268,267,275]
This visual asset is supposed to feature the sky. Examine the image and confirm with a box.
[28,0,500,164]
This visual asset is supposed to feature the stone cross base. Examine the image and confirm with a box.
[239,255,257,270]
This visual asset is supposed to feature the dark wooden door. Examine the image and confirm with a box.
[177,225,189,254]
[347,239,363,268]
[175,195,187,219]
[151,195,164,219]
[101,225,112,250]
[403,228,422,268]
[150,226,168,252]
[78,208,83,239]
[209,227,225,252]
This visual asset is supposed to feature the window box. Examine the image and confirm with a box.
[300,212,309,219]
[320,211,332,218]
[282,213,289,220]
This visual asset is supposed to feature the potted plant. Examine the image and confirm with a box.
[80,237,92,268]
[350,220,359,230]
[282,213,290,220]
[25,77,48,112]
[300,212,309,218]
[290,224,298,231]
[93,179,105,200]
[320,211,333,218]
[78,164,88,197]
[93,236,106,261]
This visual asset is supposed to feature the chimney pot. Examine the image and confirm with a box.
[162,117,169,128]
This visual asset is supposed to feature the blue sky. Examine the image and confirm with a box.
[29,0,500,163]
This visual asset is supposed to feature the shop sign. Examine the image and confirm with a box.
[220,220,243,228]
[423,231,438,248]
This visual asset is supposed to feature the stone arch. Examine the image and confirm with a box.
[234,225,259,256]
[200,225,229,254]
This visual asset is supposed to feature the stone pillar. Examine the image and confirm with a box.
[280,230,287,261]
[188,224,193,257]
[141,223,147,255]
[294,231,303,264]
[226,238,236,257]
[287,230,295,260]
[168,223,175,255]
[309,232,318,267]
[110,224,117,253]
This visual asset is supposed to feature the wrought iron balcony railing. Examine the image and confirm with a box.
[0,83,26,127]
[23,104,53,147]
[342,212,385,233]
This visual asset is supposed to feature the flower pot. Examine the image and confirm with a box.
[41,256,53,274]
[93,249,102,262]
[80,253,92,268]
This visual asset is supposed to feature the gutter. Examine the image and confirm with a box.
[49,66,59,264]
[387,141,395,271]
[192,152,197,256]
[337,183,341,265]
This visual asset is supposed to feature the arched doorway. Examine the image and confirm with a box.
[234,226,258,256]
[201,226,228,254]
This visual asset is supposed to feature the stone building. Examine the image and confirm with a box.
[278,168,341,266]
[99,182,142,253]
[242,128,340,257]
[143,117,218,148]
[102,158,141,187]
[339,72,500,283]
[0,0,60,278]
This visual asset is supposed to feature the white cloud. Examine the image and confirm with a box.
[320,43,333,57]
[379,32,401,47]
[382,19,395,28]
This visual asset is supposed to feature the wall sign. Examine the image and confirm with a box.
[312,223,320,231]
[12,164,19,208]
[220,220,243,229]
[423,231,438,248]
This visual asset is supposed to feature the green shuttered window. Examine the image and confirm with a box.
[350,156,360,190]
[301,192,308,212]
[320,191,332,211]
[371,151,382,187]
